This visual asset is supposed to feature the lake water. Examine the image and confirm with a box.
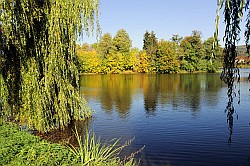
[80,69,250,166]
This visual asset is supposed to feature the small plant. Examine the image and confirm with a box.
[67,127,144,166]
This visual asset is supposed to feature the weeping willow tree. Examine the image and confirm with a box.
[0,0,100,132]
[215,0,250,143]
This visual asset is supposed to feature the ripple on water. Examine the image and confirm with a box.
[81,72,250,166]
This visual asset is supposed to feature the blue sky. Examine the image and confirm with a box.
[80,0,244,49]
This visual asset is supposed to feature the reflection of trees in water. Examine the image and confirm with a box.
[141,74,222,116]
[180,74,202,112]
[80,74,222,117]
[142,75,158,116]
[144,96,157,115]
[80,75,133,118]
[157,74,222,113]
[98,75,133,118]
[100,91,113,115]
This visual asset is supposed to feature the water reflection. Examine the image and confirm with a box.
[44,72,250,166]
[142,75,158,115]
[80,74,223,118]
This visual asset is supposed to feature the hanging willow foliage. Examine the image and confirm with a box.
[0,0,100,132]
[215,0,250,143]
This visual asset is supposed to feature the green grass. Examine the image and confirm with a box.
[0,123,141,166]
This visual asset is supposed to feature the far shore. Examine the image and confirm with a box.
[79,70,224,75]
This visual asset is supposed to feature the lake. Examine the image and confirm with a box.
[80,69,250,166]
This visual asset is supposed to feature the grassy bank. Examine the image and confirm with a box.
[0,123,139,166]
[0,123,80,165]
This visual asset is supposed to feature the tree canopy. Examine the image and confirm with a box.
[76,29,223,74]
[98,33,114,57]
[0,0,100,132]
[113,29,132,54]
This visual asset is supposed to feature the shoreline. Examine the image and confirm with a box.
[79,70,222,75]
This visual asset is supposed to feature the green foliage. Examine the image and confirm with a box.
[98,33,115,57]
[171,34,183,45]
[0,0,99,132]
[156,40,180,73]
[180,60,195,72]
[102,53,125,74]
[204,37,223,60]
[75,29,222,74]
[0,75,10,122]
[143,31,158,72]
[203,37,223,72]
[77,50,102,73]
[125,48,140,71]
[0,123,80,165]
[113,29,132,54]
[180,33,206,72]
[143,31,158,56]
[67,127,140,166]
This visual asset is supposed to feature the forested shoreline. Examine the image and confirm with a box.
[77,30,224,74]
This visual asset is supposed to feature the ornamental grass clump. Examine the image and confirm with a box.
[67,127,144,166]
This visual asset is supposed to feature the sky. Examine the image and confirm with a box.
[79,0,245,49]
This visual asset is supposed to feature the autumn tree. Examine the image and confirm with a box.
[156,40,180,73]
[137,51,151,73]
[77,49,101,73]
[81,43,94,52]
[125,48,140,71]
[102,53,125,74]
[0,0,99,132]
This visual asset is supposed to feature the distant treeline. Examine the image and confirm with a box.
[77,29,223,74]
